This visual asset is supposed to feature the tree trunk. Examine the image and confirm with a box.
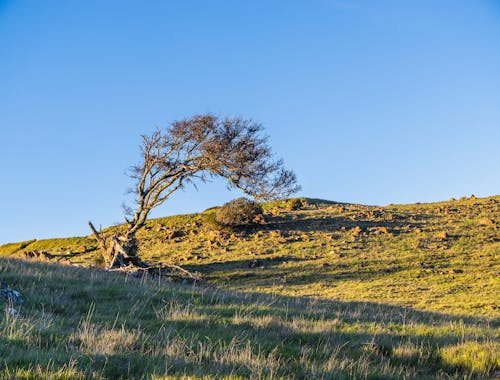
[88,221,198,281]
[88,221,137,269]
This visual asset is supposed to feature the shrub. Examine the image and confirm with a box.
[287,198,307,211]
[215,198,263,227]
[202,210,226,231]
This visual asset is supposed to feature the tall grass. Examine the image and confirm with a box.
[0,258,498,379]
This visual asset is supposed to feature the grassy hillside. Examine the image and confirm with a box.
[0,258,498,379]
[0,195,499,378]
[2,196,499,318]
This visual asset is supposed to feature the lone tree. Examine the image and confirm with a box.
[89,114,300,274]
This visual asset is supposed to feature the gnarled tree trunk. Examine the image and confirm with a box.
[88,221,140,269]
[88,221,198,281]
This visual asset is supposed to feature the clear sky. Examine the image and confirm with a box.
[1,0,499,244]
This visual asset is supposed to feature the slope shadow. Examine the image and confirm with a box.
[260,212,433,234]
[183,256,417,287]
[1,257,498,379]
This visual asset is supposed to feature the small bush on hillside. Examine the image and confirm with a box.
[202,210,227,231]
[215,198,263,227]
[287,198,307,211]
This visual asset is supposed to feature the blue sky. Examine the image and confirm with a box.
[1,0,499,244]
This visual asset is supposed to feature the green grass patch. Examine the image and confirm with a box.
[0,258,498,379]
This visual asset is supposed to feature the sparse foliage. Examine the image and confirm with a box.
[215,197,263,227]
[89,114,300,272]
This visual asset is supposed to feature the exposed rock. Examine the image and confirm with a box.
[6,307,19,318]
[329,205,345,213]
[434,231,448,241]
[269,230,287,244]
[370,226,388,235]
[153,223,166,232]
[270,208,281,216]
[248,259,261,268]
[253,214,266,224]
[479,218,495,226]
[299,233,310,242]
[165,229,183,240]
[1,282,24,305]
[350,226,362,237]
[24,250,53,260]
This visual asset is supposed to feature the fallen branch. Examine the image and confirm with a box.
[107,262,202,285]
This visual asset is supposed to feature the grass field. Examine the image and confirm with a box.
[0,196,499,378]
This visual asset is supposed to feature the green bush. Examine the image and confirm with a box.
[287,198,307,211]
[215,198,263,227]
[202,210,225,230]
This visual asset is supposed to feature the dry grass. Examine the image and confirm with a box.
[0,258,498,379]
[0,195,499,378]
